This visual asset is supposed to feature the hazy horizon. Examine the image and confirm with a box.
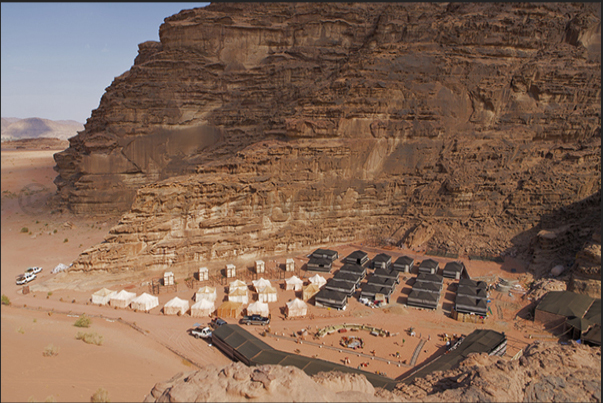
[1,3,209,124]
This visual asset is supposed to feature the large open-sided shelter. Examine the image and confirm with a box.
[130,292,159,312]
[332,270,363,287]
[211,324,397,390]
[371,253,392,270]
[191,299,215,317]
[246,301,270,317]
[164,297,189,315]
[302,283,321,301]
[258,285,278,303]
[314,288,348,310]
[393,256,414,273]
[407,289,439,310]
[195,285,217,302]
[285,298,308,318]
[310,248,339,261]
[285,275,304,291]
[306,257,332,273]
[442,261,466,279]
[325,278,356,297]
[109,290,136,309]
[401,329,506,385]
[418,259,439,275]
[344,250,369,267]
[338,263,367,279]
[308,273,327,288]
[216,300,244,318]
[91,288,116,305]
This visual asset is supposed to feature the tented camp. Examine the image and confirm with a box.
[109,290,136,309]
[164,297,189,315]
[285,275,304,291]
[229,279,248,293]
[130,292,159,312]
[191,299,215,317]
[308,274,327,288]
[252,278,272,292]
[229,287,249,304]
[216,300,243,318]
[258,285,278,303]
[247,301,270,317]
[302,283,321,301]
[91,288,116,305]
[286,298,308,318]
[195,286,217,302]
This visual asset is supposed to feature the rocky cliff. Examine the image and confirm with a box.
[53,3,601,272]
[144,341,601,402]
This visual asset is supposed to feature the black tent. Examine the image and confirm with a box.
[372,253,392,270]
[325,278,356,296]
[344,250,369,267]
[307,257,333,273]
[407,289,439,310]
[332,270,363,287]
[454,295,487,316]
[314,288,347,310]
[416,272,444,286]
[311,248,339,261]
[393,256,414,273]
[457,285,488,299]
[372,268,400,283]
[442,261,465,279]
[338,263,367,279]
[412,280,442,294]
[459,278,487,289]
[418,258,439,275]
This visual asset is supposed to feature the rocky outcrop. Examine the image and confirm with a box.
[53,3,601,271]
[145,342,601,402]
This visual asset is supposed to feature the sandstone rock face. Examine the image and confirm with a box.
[54,3,601,271]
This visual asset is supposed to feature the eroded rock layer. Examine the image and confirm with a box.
[53,3,601,271]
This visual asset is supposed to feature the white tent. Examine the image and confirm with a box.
[191,299,215,318]
[285,275,304,291]
[247,301,270,317]
[228,288,249,304]
[51,263,69,274]
[229,279,248,293]
[164,297,189,315]
[130,293,159,312]
[258,285,278,303]
[286,298,308,318]
[252,277,272,292]
[309,274,327,288]
[195,286,217,302]
[91,288,116,305]
[109,290,136,309]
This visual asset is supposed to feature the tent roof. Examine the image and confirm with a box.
[112,290,136,300]
[286,298,308,309]
[372,253,392,262]
[229,288,249,297]
[536,291,595,318]
[93,288,116,297]
[416,272,444,284]
[303,283,321,292]
[192,299,215,309]
[459,278,487,289]
[131,293,158,303]
[309,274,327,283]
[197,286,216,294]
[248,301,269,310]
[395,256,414,265]
[259,285,277,294]
[347,250,368,259]
[584,299,601,325]
[419,258,439,269]
[285,276,303,284]
[165,296,189,307]
[312,248,338,257]
[566,316,592,331]
[444,261,464,271]
[408,289,438,302]
[218,300,243,310]
[252,278,272,289]
[229,279,247,288]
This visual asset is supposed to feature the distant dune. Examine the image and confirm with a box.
[1,117,84,141]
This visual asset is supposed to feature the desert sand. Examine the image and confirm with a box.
[2,148,542,401]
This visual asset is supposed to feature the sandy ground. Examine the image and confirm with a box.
[1,148,544,402]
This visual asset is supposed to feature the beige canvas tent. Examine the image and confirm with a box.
[109,290,136,309]
[286,298,308,318]
[229,279,248,293]
[216,300,243,318]
[252,277,272,292]
[247,301,270,317]
[130,292,159,312]
[258,285,278,303]
[228,287,249,304]
[309,274,327,288]
[191,299,215,317]
[302,283,321,301]
[285,275,304,291]
[164,297,189,315]
[195,286,217,302]
[91,288,116,305]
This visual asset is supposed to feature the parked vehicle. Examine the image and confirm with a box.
[240,315,270,326]
[25,267,42,275]
[16,272,36,285]
[210,317,227,328]
[191,326,213,339]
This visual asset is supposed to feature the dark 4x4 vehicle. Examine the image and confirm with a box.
[210,317,227,328]
[240,315,270,326]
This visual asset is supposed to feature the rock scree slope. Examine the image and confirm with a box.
[51,3,601,273]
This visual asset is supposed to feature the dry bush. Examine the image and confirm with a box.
[76,331,104,346]
[90,387,110,402]
[74,314,92,328]
[42,344,59,357]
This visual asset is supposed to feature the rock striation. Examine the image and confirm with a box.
[53,3,601,272]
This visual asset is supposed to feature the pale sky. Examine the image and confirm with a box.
[1,2,209,123]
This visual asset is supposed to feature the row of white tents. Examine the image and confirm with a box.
[91,288,194,315]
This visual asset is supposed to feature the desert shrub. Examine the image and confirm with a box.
[63,238,68,243]
[33,318,37,323]
[76,331,104,346]
[53,229,57,234]
[90,387,110,402]
[35,220,39,224]
[74,314,92,328]
[47,292,53,297]
[21,227,29,233]
[44,396,57,403]
[16,327,24,334]
[1,294,10,305]
[43,344,59,357]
